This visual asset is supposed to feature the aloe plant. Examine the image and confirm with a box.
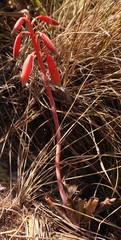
[12,9,74,222]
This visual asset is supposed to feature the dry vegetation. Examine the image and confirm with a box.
[0,0,121,239]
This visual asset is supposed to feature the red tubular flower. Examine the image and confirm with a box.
[46,52,61,85]
[12,17,26,34]
[35,16,59,26]
[39,32,56,53]
[21,53,34,84]
[13,33,22,58]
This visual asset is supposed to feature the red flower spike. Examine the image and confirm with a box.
[46,52,61,85]
[13,33,22,58]
[12,17,26,34]
[21,53,34,84]
[35,16,59,26]
[39,32,56,53]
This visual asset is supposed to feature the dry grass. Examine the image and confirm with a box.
[0,0,121,239]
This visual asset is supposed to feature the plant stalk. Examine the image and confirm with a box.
[27,18,68,205]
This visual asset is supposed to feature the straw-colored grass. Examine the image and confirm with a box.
[0,0,121,239]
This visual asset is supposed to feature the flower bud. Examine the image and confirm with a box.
[12,17,25,34]
[46,53,61,85]
[13,33,22,58]
[35,16,59,26]
[39,32,56,53]
[21,53,34,84]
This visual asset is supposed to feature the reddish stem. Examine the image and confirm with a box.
[26,17,68,205]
